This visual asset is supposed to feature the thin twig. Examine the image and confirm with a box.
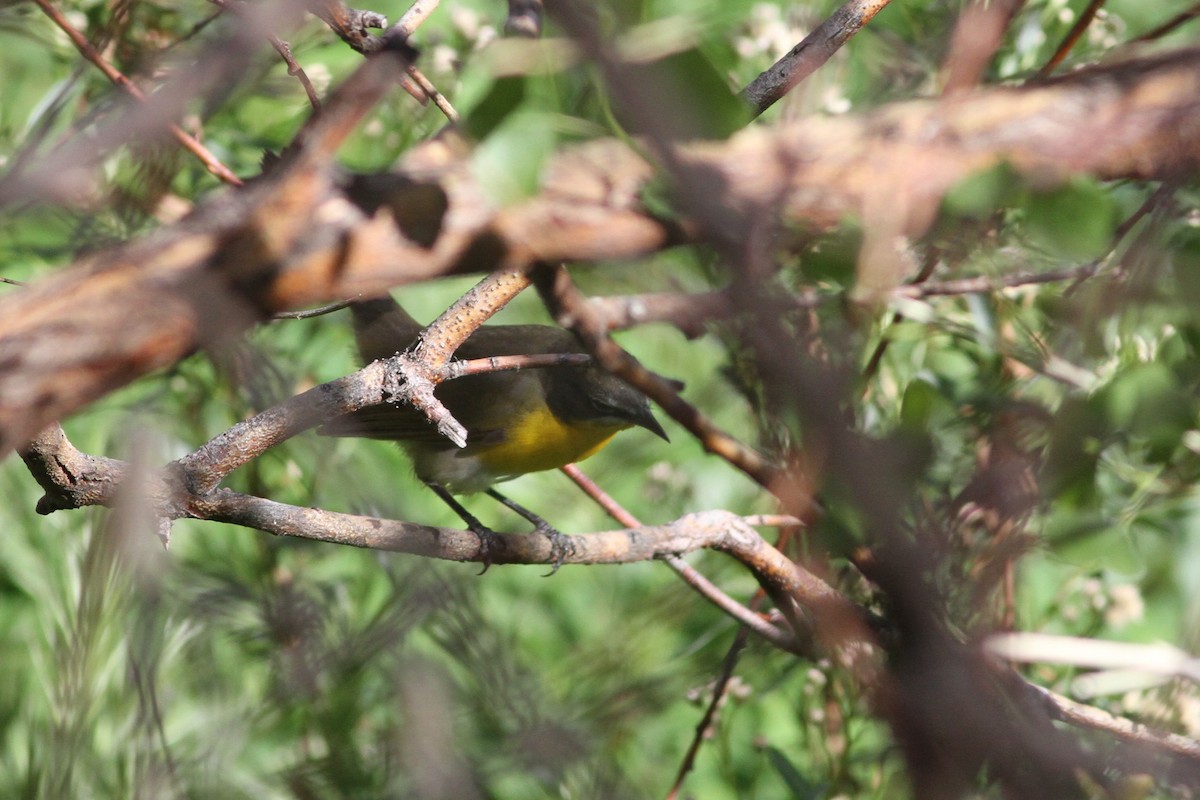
[534,264,782,492]
[560,463,641,528]
[272,300,356,320]
[209,0,322,110]
[390,0,440,38]
[32,0,244,186]
[272,37,323,111]
[1035,0,1107,78]
[910,265,1098,298]
[388,0,458,121]
[405,65,458,121]
[1028,683,1200,764]
[1130,2,1200,43]
[743,514,804,527]
[740,0,895,117]
[1113,181,1176,242]
[444,352,590,377]
[561,464,798,652]
[665,627,751,800]
[561,460,793,799]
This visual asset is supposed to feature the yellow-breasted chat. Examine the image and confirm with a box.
[319,295,668,539]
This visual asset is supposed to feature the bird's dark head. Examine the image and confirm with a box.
[552,366,669,441]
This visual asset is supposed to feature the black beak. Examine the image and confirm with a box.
[637,408,670,442]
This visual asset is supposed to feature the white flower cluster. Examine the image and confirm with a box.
[1062,576,1144,629]
[734,3,807,62]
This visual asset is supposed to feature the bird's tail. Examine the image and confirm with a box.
[350,295,424,362]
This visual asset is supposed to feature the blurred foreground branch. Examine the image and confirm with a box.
[3,48,1200,454]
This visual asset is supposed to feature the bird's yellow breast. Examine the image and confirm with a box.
[475,404,625,479]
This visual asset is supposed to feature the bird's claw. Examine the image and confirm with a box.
[541,525,575,576]
[472,525,501,575]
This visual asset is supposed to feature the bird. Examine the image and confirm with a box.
[319,295,668,547]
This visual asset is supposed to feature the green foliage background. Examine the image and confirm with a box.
[1,0,1199,797]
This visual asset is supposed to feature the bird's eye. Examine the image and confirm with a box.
[590,399,619,417]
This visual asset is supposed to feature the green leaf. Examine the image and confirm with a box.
[1045,515,1141,573]
[1023,178,1117,260]
[928,348,979,393]
[1102,362,1194,456]
[617,48,750,140]
[801,226,862,286]
[764,746,825,798]
[461,76,528,140]
[638,174,682,222]
[471,111,557,207]
[899,378,941,430]
[1042,397,1103,506]
[942,161,1023,219]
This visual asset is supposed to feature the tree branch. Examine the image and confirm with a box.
[4,48,1200,454]
[18,419,849,657]
[534,263,783,493]
[740,0,895,117]
[561,463,801,653]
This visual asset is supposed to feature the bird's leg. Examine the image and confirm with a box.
[485,488,575,574]
[425,483,501,573]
